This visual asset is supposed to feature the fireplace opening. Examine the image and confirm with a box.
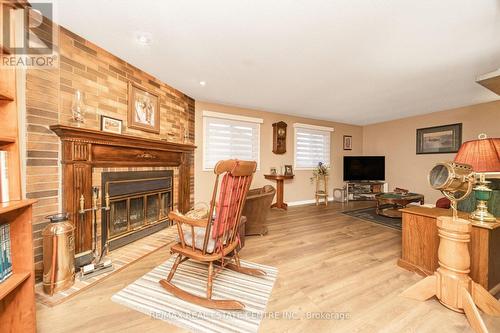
[101,170,173,251]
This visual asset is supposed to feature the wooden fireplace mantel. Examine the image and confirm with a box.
[50,125,196,255]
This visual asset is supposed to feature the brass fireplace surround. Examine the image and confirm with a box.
[102,170,173,251]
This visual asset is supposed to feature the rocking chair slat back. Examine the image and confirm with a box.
[202,160,256,254]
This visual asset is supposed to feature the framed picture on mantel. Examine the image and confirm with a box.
[416,123,462,154]
[100,115,122,134]
[128,82,160,134]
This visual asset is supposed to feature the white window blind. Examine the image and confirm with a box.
[203,114,261,170]
[294,125,332,169]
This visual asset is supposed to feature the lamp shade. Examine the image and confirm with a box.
[454,137,500,172]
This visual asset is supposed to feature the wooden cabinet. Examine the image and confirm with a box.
[398,206,500,292]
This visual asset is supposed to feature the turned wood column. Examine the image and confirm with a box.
[402,216,500,333]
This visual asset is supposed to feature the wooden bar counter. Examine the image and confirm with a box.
[398,206,500,292]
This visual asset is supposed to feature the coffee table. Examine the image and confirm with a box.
[375,192,424,218]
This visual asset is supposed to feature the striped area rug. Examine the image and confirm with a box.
[112,257,278,333]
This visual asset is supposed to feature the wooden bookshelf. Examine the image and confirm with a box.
[1,44,11,55]
[0,199,37,216]
[0,19,36,331]
[0,202,36,332]
[0,136,16,147]
[0,271,31,301]
[0,68,16,103]
[0,90,14,101]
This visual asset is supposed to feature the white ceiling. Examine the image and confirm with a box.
[53,0,500,125]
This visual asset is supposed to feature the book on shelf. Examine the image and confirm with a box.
[0,151,9,203]
[0,223,13,283]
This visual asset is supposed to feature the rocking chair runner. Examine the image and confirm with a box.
[160,159,266,310]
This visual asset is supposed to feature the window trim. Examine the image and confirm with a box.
[203,110,264,124]
[293,123,334,170]
[202,111,262,171]
[293,123,335,132]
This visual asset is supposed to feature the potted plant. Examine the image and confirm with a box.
[310,162,330,183]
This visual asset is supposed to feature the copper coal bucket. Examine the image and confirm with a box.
[42,213,75,295]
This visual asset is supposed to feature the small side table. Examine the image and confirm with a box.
[264,174,294,210]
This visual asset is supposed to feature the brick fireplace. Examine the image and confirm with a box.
[51,125,195,266]
[25,24,195,278]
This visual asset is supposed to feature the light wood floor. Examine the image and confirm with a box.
[36,202,500,332]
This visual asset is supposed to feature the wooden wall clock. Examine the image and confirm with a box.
[272,121,287,154]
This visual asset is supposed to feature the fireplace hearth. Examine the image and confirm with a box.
[102,170,173,251]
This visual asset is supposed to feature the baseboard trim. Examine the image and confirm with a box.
[287,197,334,207]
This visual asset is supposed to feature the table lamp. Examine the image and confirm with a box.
[454,134,500,223]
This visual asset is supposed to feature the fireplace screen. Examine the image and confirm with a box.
[110,200,128,236]
[102,170,173,251]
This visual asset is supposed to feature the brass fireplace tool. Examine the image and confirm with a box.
[79,187,113,279]
[401,161,500,333]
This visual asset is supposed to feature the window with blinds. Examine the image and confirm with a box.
[203,113,261,170]
[294,125,332,169]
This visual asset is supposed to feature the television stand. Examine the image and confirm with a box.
[345,181,388,202]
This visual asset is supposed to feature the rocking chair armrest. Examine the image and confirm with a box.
[168,211,209,227]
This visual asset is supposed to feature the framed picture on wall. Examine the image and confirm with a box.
[128,82,160,133]
[343,135,352,150]
[416,123,462,154]
[100,115,122,134]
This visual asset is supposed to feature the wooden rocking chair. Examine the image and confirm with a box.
[160,159,266,310]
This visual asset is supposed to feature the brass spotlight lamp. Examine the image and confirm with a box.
[428,161,475,220]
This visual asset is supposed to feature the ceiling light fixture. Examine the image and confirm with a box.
[199,81,207,86]
[135,32,152,46]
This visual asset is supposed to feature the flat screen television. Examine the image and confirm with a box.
[343,156,385,181]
